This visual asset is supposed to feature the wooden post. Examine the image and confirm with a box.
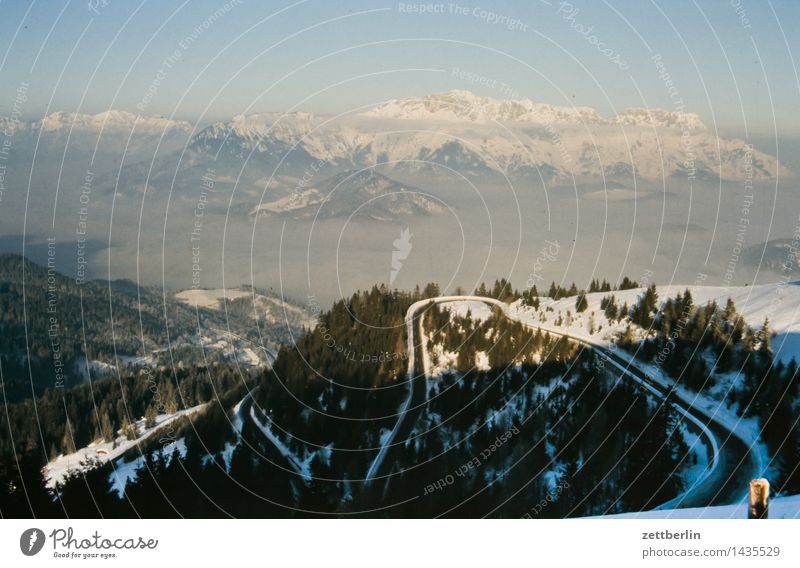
[748,478,769,519]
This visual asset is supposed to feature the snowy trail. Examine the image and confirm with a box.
[364,300,428,482]
[236,390,318,484]
[364,296,523,483]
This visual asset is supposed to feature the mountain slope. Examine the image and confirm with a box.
[249,169,443,220]
[0,254,311,401]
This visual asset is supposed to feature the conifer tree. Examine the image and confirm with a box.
[100,412,115,442]
[145,404,158,429]
[61,420,76,454]
[759,318,771,355]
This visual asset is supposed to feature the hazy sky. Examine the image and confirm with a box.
[1,0,799,137]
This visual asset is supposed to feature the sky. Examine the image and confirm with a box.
[1,0,799,137]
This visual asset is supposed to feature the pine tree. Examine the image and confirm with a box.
[618,276,639,290]
[603,294,618,321]
[145,404,157,429]
[759,318,771,355]
[121,417,138,441]
[61,420,76,454]
[723,298,737,335]
[100,412,114,442]
[732,315,746,344]
[423,282,440,298]
[743,327,757,352]
[632,284,658,328]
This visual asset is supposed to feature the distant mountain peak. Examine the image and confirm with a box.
[614,107,705,130]
[361,90,603,125]
[361,90,706,130]
[32,110,192,133]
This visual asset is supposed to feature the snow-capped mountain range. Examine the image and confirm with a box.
[362,89,708,129]
[7,91,786,191]
[5,109,191,134]
[187,91,783,182]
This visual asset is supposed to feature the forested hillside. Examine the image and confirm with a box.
[0,254,309,401]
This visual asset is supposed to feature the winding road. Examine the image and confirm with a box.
[365,295,761,510]
[364,299,431,482]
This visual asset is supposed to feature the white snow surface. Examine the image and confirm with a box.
[428,341,458,379]
[441,299,494,322]
[604,493,800,519]
[174,288,250,309]
[108,438,188,497]
[509,282,800,365]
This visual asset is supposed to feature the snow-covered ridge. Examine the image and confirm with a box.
[362,90,706,129]
[43,404,205,490]
[197,111,320,142]
[21,110,191,133]
[174,288,251,309]
[513,281,800,365]
[174,286,314,326]
[615,107,705,130]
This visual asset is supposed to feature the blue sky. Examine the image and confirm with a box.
[1,0,799,137]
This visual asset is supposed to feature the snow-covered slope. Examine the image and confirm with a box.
[43,404,205,490]
[173,286,315,367]
[506,281,800,490]
[174,286,314,328]
[511,281,800,365]
[175,288,251,309]
[603,493,800,518]
[108,437,188,496]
